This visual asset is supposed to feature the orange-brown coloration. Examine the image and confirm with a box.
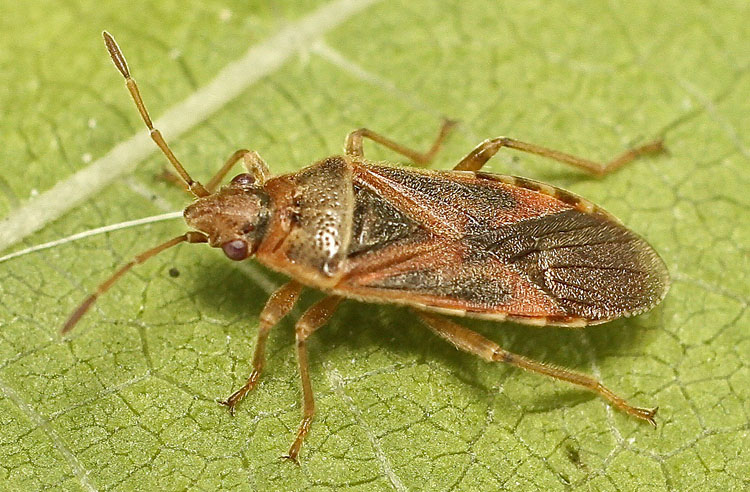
[62,32,670,461]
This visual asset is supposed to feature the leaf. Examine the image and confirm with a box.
[1,0,748,490]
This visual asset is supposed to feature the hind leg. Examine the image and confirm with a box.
[454,136,665,174]
[415,311,657,424]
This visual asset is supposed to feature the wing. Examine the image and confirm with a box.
[334,163,670,326]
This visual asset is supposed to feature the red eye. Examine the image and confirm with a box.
[230,173,255,188]
[222,240,249,261]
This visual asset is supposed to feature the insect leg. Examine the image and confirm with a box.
[454,136,665,175]
[206,149,271,192]
[62,232,208,334]
[159,150,270,193]
[219,281,303,414]
[285,295,343,462]
[102,32,209,197]
[345,119,456,165]
[415,311,657,425]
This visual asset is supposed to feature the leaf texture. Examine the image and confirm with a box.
[0,0,748,490]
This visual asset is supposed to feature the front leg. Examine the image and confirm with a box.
[285,295,342,462]
[219,281,302,414]
[162,148,271,193]
[207,149,271,192]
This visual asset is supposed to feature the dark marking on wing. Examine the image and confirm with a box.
[341,237,563,316]
[349,184,423,256]
[373,166,516,231]
[507,176,542,192]
[475,172,611,218]
[372,267,512,305]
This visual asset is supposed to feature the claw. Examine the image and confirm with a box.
[281,454,300,465]
[631,405,658,427]
[217,397,238,416]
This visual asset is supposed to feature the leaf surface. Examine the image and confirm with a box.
[1,1,748,490]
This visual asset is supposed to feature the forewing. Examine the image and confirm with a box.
[338,164,669,325]
[461,208,670,322]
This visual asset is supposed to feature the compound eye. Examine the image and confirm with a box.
[222,239,249,261]
[230,173,255,188]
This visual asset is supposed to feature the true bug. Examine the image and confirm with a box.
[63,32,670,461]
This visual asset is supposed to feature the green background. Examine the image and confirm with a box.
[1,1,748,490]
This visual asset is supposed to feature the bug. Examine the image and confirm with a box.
[63,32,670,462]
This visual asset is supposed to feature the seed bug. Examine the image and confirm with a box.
[63,32,670,462]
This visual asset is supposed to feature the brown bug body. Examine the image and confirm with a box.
[64,32,670,462]
[186,156,668,327]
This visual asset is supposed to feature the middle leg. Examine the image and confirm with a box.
[285,295,343,462]
[345,119,456,166]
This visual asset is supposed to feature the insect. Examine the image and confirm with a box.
[63,32,670,462]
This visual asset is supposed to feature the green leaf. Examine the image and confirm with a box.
[1,0,748,490]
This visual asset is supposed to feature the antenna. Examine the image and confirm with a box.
[102,31,209,197]
[62,231,207,334]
